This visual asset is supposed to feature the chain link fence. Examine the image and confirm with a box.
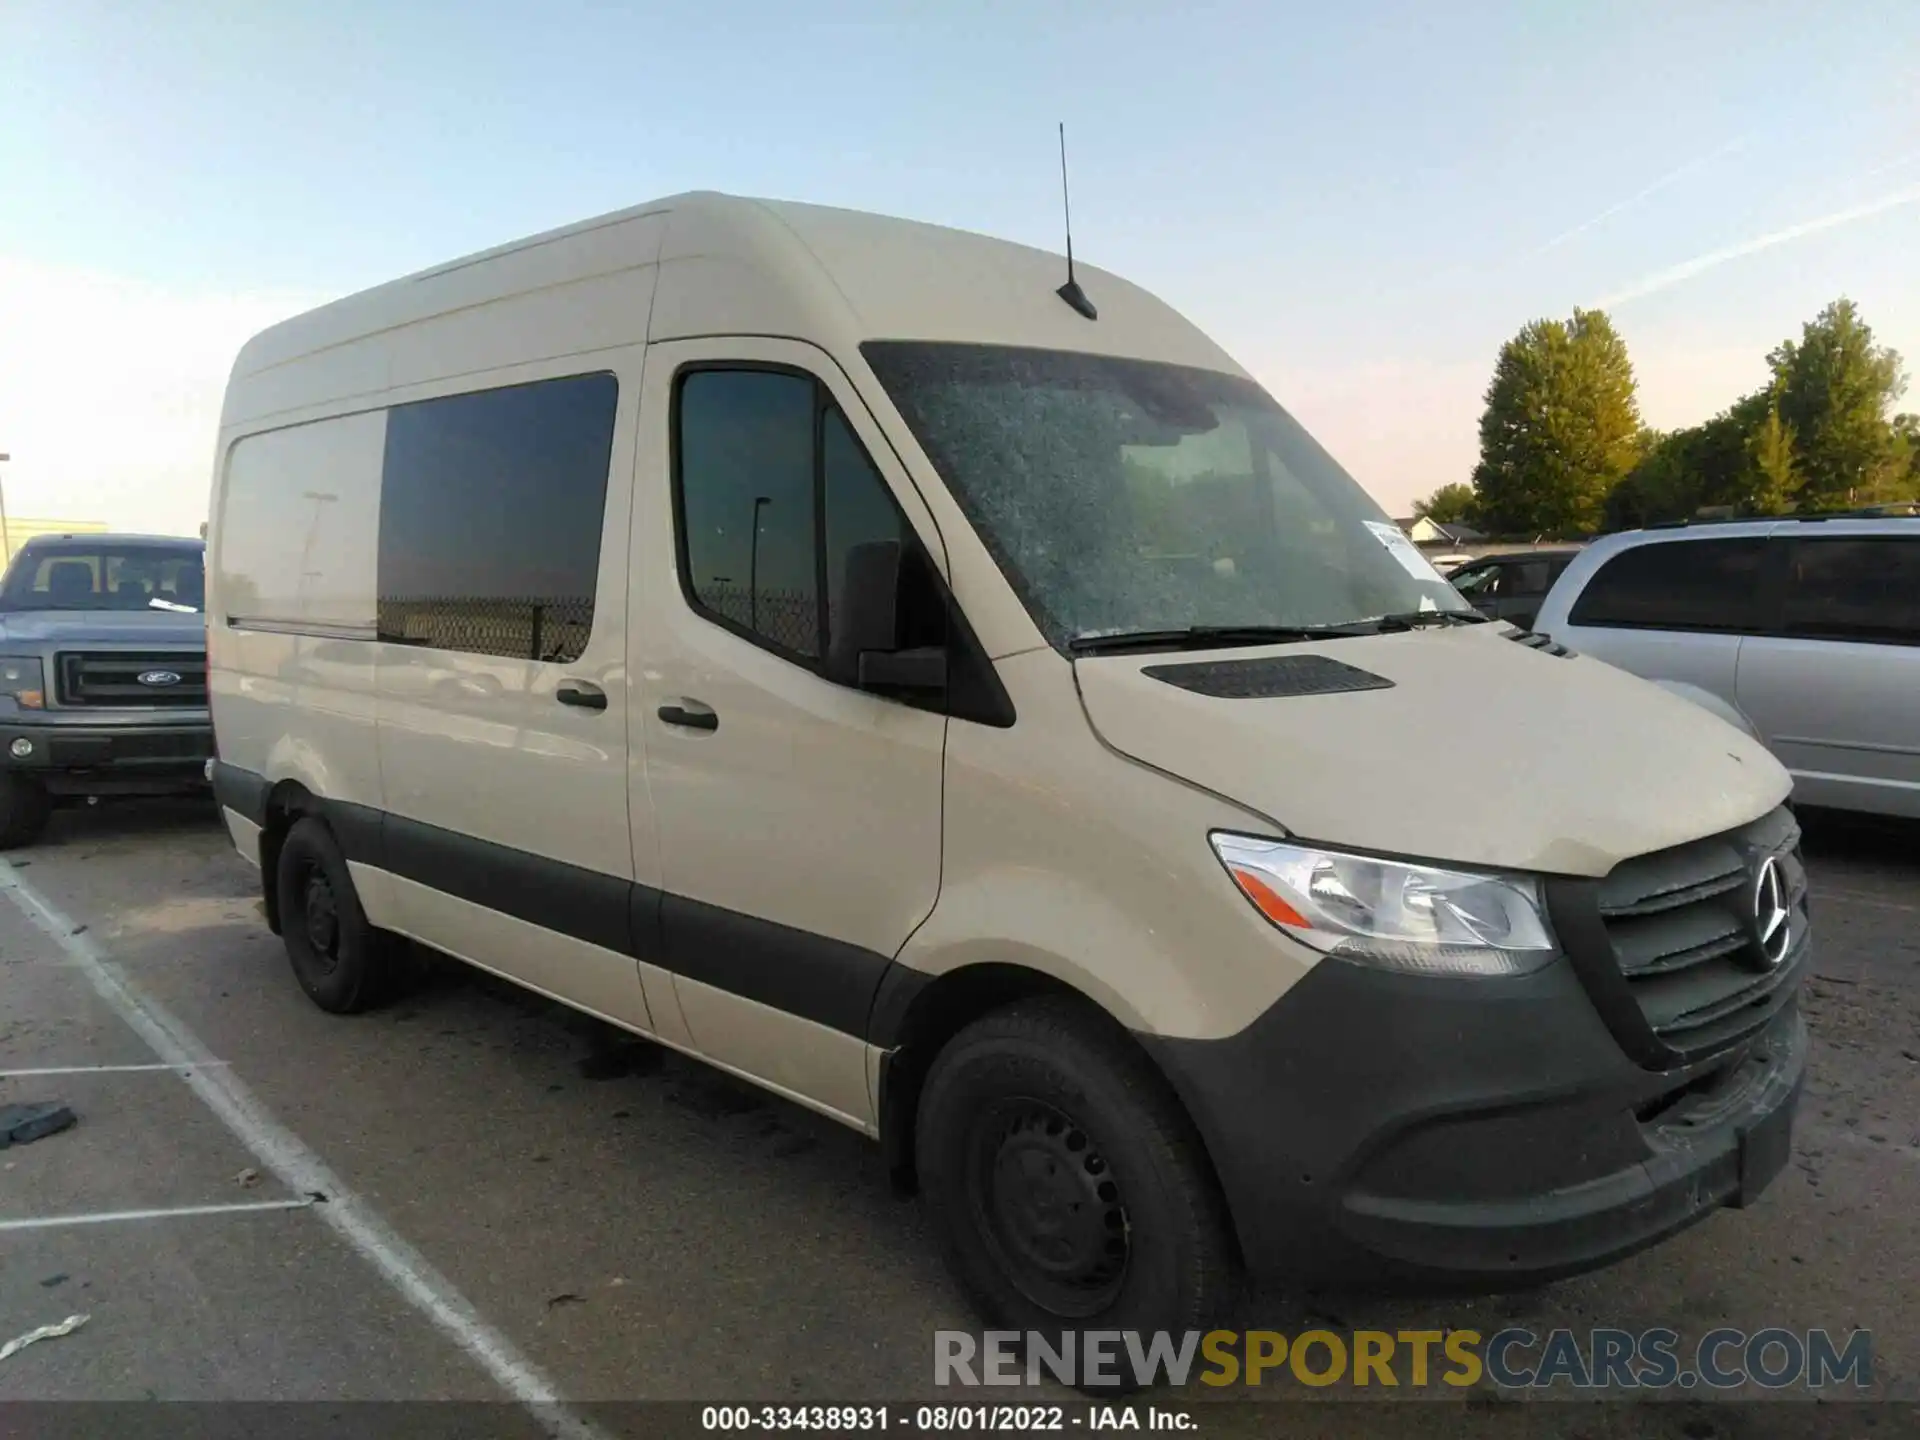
[691,584,821,657]
[378,596,596,663]
[378,587,827,662]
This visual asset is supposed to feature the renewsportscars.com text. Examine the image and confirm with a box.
[934,1327,1874,1391]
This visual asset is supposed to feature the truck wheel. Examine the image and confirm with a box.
[915,997,1238,1385]
[0,773,52,849]
[275,816,402,1013]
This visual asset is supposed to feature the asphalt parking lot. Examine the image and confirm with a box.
[0,798,1915,1439]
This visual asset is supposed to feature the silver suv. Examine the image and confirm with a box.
[1534,515,1920,818]
[0,533,212,846]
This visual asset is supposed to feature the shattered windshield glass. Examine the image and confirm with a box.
[861,342,1468,648]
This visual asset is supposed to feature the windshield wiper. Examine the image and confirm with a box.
[1069,611,1492,656]
[1366,609,1491,631]
[1068,622,1381,656]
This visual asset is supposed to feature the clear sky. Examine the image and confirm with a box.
[2,0,1916,535]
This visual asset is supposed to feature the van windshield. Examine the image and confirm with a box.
[861,342,1470,648]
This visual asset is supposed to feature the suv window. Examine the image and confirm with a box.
[675,367,933,668]
[1784,537,1920,646]
[1568,537,1767,632]
[1,545,205,612]
[1508,558,1553,597]
[377,372,618,662]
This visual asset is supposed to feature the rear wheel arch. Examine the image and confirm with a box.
[257,780,322,934]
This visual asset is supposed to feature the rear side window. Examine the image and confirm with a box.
[377,372,618,663]
[1507,559,1553,597]
[1568,537,1767,632]
[674,368,931,668]
[1783,537,1920,645]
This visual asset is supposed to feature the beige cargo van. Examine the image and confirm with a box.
[207,193,1811,1339]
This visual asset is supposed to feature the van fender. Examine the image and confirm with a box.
[890,862,1307,1045]
[1650,680,1760,740]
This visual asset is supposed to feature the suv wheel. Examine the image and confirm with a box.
[915,997,1238,1384]
[275,816,404,1013]
[0,773,52,849]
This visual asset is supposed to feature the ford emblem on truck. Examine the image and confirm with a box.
[137,670,183,687]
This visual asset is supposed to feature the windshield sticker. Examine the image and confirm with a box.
[1363,521,1447,583]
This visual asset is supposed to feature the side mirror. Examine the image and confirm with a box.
[825,539,947,695]
[827,541,901,675]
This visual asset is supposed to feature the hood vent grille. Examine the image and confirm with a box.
[1508,629,1575,657]
[1141,654,1394,699]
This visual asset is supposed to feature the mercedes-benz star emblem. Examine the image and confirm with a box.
[1749,855,1791,969]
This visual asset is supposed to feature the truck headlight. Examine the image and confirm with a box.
[0,657,45,709]
[1209,832,1557,977]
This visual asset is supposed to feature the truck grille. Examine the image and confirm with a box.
[47,730,212,765]
[1550,805,1811,1068]
[55,652,208,709]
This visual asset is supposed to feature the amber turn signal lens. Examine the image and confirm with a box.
[1227,866,1311,931]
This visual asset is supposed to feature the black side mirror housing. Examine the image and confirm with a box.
[825,539,947,695]
[858,646,947,691]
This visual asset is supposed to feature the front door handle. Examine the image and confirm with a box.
[657,700,718,732]
[556,680,608,711]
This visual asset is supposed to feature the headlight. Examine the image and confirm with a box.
[1209,832,1556,977]
[0,656,45,709]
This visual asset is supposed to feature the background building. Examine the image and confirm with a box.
[1,516,110,569]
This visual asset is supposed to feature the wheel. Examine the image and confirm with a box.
[275,816,402,1013]
[0,773,52,849]
[914,997,1239,1385]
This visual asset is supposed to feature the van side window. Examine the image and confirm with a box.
[1783,537,1920,646]
[675,368,931,669]
[676,370,821,656]
[1568,537,1766,632]
[378,372,619,663]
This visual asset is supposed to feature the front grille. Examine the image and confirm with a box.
[1562,806,1810,1066]
[55,652,208,708]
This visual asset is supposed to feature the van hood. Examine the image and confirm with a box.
[1074,626,1790,877]
[0,610,208,648]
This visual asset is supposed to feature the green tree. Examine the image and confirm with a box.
[1471,308,1642,535]
[1746,395,1799,515]
[1895,414,1920,495]
[1766,298,1908,509]
[1413,482,1478,525]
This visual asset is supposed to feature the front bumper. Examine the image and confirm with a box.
[1,721,213,792]
[1145,951,1807,1294]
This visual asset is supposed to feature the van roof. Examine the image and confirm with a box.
[228,191,1247,395]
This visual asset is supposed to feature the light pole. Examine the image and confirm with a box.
[298,490,337,611]
[748,495,772,631]
[0,452,12,567]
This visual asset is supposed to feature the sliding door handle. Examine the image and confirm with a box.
[556,680,608,711]
[657,700,718,732]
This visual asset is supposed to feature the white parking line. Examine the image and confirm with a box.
[0,1062,231,1078]
[0,859,606,1440]
[0,1198,318,1232]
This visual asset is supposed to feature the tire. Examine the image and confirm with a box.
[915,996,1239,1387]
[0,773,52,849]
[275,816,403,1013]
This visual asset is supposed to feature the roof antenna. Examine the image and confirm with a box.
[1054,122,1097,320]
